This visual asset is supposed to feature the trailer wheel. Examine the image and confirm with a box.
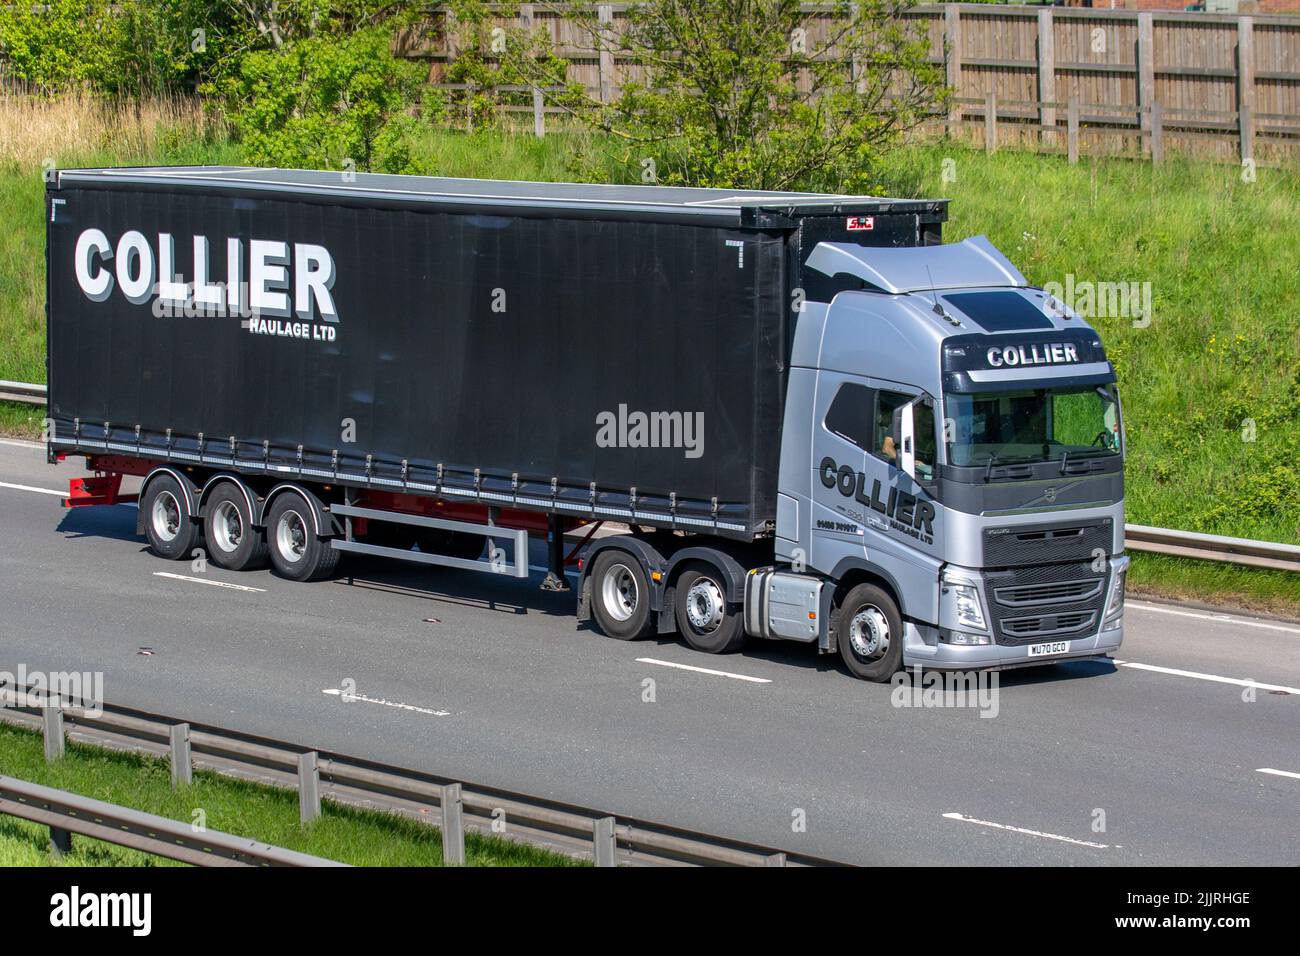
[266,494,339,582]
[203,483,267,571]
[836,583,903,682]
[589,550,653,641]
[673,564,746,654]
[142,474,199,561]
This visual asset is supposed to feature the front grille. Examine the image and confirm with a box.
[984,559,1108,646]
[983,518,1113,567]
[994,578,1103,607]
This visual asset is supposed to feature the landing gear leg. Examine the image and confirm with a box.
[541,514,570,592]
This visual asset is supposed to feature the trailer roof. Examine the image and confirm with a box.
[56,165,947,227]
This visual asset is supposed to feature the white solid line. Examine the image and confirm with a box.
[1257,768,1300,781]
[1118,660,1299,695]
[1129,600,1300,636]
[0,480,65,497]
[322,687,450,716]
[636,657,772,684]
[0,438,44,449]
[153,571,266,593]
[942,812,1109,849]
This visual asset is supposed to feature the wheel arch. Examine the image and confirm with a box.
[575,536,669,623]
[260,483,339,537]
[828,557,907,620]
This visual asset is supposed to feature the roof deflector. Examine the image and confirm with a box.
[804,235,1027,295]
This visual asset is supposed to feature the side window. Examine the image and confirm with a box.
[874,390,910,463]
[824,383,874,451]
[914,400,937,482]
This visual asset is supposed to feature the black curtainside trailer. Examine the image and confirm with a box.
[46,167,946,540]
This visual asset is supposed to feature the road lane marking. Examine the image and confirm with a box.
[1257,768,1300,781]
[1115,660,1299,695]
[1129,601,1300,636]
[153,571,266,593]
[322,687,450,716]
[0,480,64,497]
[0,438,44,449]
[942,812,1109,849]
[636,657,771,684]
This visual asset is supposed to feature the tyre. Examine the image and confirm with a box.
[203,482,267,571]
[416,529,485,561]
[836,583,904,682]
[673,563,746,654]
[266,493,339,582]
[589,550,653,641]
[141,474,200,560]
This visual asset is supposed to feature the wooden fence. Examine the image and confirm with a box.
[398,3,1300,162]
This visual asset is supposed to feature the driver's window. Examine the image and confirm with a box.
[874,391,910,464]
[913,400,937,482]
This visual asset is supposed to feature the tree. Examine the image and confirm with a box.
[507,0,946,191]
[223,26,425,172]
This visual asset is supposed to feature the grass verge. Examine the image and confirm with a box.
[0,723,581,867]
[1127,553,1300,620]
[0,400,42,438]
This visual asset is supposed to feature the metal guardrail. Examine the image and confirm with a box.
[4,379,1295,570]
[0,687,840,867]
[1124,524,1300,573]
[0,380,44,405]
[0,774,347,866]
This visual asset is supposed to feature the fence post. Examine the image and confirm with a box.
[49,826,72,856]
[1237,16,1255,165]
[1067,98,1079,164]
[945,5,962,134]
[298,751,320,824]
[441,783,465,865]
[532,87,545,138]
[444,7,458,61]
[1151,101,1164,165]
[593,815,617,867]
[984,91,997,154]
[598,5,615,104]
[43,705,64,762]
[169,722,192,788]
[1137,12,1155,155]
[1037,8,1057,146]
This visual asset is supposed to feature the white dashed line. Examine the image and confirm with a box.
[322,687,450,716]
[942,812,1110,849]
[152,571,266,593]
[1115,660,1298,695]
[0,481,64,497]
[1129,601,1300,636]
[1257,768,1300,781]
[636,657,771,684]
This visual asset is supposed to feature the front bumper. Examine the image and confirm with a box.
[903,622,1123,670]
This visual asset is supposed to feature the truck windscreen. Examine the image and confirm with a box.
[944,385,1121,467]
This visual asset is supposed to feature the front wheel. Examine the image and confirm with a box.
[673,564,746,654]
[836,583,904,682]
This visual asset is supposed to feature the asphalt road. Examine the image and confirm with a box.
[1,438,1297,865]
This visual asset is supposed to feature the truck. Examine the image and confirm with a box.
[44,166,1127,681]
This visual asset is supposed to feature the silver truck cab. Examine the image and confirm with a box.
[774,236,1126,675]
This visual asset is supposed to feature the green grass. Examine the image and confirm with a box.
[0,723,581,867]
[1128,552,1300,618]
[0,110,1296,610]
[0,400,43,438]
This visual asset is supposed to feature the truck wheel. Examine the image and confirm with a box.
[589,550,653,640]
[203,483,267,571]
[142,474,199,560]
[674,564,746,654]
[836,583,903,682]
[266,494,339,582]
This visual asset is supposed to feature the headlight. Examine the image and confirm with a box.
[950,582,987,630]
[1103,566,1126,629]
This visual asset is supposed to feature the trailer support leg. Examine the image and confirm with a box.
[541,514,570,592]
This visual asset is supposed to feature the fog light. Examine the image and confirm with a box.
[942,630,992,646]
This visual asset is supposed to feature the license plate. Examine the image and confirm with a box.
[1028,640,1071,658]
